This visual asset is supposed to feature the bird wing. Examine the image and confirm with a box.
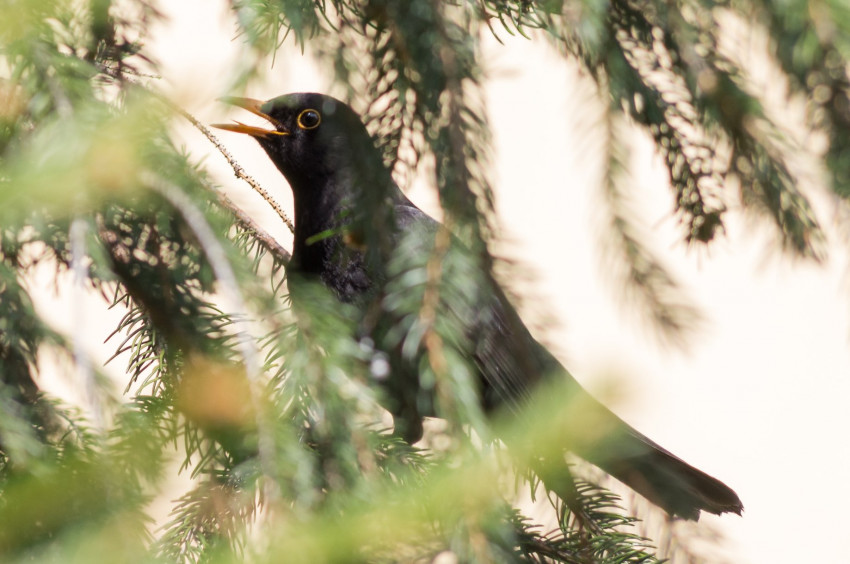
[392,202,547,402]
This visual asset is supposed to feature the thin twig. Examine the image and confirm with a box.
[102,65,296,236]
[177,107,295,233]
[216,189,291,263]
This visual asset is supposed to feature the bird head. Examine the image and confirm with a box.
[212,93,385,200]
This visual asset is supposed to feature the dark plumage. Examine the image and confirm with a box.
[213,92,743,520]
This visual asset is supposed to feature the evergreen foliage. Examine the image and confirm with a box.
[0,0,841,561]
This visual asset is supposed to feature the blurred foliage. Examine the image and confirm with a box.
[0,0,845,562]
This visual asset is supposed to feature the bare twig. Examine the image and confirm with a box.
[216,189,291,263]
[104,64,295,236]
[177,107,295,234]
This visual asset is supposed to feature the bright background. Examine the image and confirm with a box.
[34,2,850,562]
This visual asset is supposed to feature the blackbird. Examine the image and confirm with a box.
[213,92,743,520]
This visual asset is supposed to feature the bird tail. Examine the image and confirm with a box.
[582,425,744,520]
[554,387,743,520]
[521,376,743,520]
[476,289,742,520]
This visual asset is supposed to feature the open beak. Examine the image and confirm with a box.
[211,97,290,138]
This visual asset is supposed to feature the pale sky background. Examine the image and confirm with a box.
[30,1,850,562]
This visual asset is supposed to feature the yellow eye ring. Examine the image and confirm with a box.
[297,109,321,130]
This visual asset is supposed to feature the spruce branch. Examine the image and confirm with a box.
[144,172,280,501]
[599,107,703,344]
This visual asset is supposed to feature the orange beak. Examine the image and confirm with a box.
[211,97,290,138]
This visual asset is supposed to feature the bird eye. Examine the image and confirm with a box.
[297,109,321,130]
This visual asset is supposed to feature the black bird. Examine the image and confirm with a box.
[213,92,743,520]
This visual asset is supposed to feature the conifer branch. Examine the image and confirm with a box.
[144,172,280,501]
